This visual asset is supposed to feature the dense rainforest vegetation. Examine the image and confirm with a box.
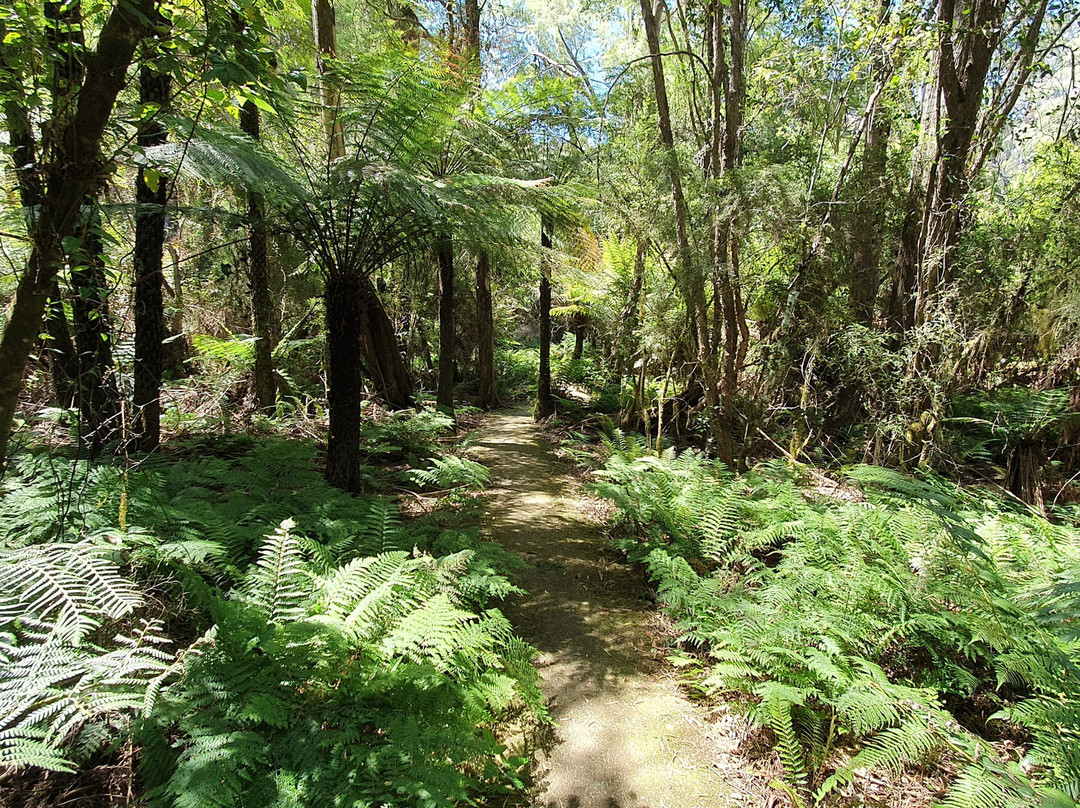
[1,0,1079,805]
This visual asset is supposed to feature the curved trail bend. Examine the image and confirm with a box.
[473,411,736,808]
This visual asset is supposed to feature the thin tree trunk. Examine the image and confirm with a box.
[710,0,747,466]
[45,282,80,408]
[849,0,891,327]
[461,0,495,409]
[70,212,121,450]
[436,232,455,416]
[241,99,277,409]
[536,213,556,419]
[572,316,585,361]
[888,63,940,334]
[475,252,497,408]
[312,0,344,161]
[642,0,721,449]
[132,59,170,452]
[615,239,646,379]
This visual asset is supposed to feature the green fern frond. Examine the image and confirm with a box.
[243,520,310,623]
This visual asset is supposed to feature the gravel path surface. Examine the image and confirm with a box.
[473,411,737,808]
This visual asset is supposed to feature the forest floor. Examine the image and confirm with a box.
[472,410,771,808]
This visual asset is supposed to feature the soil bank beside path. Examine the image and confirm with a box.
[472,411,739,808]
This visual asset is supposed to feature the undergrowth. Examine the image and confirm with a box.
[0,419,541,806]
[593,433,1080,808]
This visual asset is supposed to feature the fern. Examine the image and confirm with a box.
[0,541,143,639]
[408,455,491,491]
[597,450,1080,804]
[0,433,540,804]
[242,520,309,623]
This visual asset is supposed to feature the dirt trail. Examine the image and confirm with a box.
[473,411,737,808]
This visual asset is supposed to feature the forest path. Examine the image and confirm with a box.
[472,411,738,808]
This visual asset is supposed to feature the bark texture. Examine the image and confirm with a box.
[241,99,278,410]
[536,213,556,419]
[0,0,154,467]
[436,233,456,415]
[325,275,365,492]
[475,252,497,408]
[132,59,171,452]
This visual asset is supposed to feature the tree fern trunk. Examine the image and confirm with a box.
[436,232,455,417]
[475,252,497,409]
[325,273,365,493]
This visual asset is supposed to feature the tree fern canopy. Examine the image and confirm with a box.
[596,443,1080,804]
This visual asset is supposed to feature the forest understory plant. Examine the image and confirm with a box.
[0,414,543,807]
[593,437,1080,807]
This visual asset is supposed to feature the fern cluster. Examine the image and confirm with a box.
[0,429,538,805]
[594,444,1080,806]
[139,521,543,808]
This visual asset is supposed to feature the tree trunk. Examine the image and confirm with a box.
[464,0,481,63]
[132,60,171,452]
[45,282,80,408]
[849,0,891,327]
[241,99,278,410]
[615,239,646,379]
[642,0,721,450]
[709,0,747,466]
[312,0,344,160]
[475,252,497,409]
[70,212,121,450]
[917,0,1003,326]
[463,0,495,409]
[357,277,413,408]
[0,0,153,468]
[572,316,585,361]
[436,233,456,416]
[324,274,365,492]
[536,213,556,419]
